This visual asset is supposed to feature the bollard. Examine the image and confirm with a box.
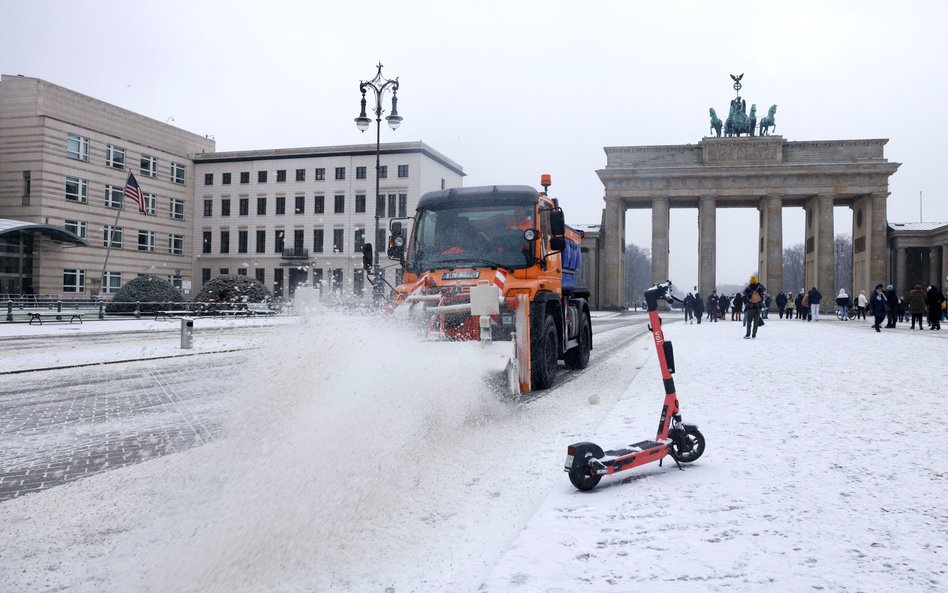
[56,300,62,321]
[180,317,194,349]
[135,301,141,319]
[6,300,12,322]
[99,301,104,320]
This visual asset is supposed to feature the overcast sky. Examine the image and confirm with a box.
[4,0,946,289]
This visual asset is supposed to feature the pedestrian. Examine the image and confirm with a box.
[870,284,888,332]
[775,291,788,319]
[718,292,729,321]
[855,290,868,320]
[683,292,695,324]
[884,285,899,328]
[801,290,810,320]
[897,297,907,323]
[906,284,926,330]
[743,275,765,339]
[835,289,851,321]
[784,291,795,320]
[693,291,704,324]
[762,293,771,319]
[732,292,744,321]
[707,291,719,322]
[807,286,822,321]
[927,285,945,330]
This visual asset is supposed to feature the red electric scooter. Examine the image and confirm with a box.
[565,281,705,491]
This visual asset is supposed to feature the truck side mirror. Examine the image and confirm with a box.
[362,243,374,269]
[550,236,566,251]
[387,220,404,260]
[550,209,565,236]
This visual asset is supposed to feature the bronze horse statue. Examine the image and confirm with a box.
[709,108,723,137]
[759,104,777,136]
[725,102,757,137]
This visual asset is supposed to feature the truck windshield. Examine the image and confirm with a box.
[408,204,535,272]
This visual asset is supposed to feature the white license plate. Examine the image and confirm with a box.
[564,454,574,470]
[443,271,480,280]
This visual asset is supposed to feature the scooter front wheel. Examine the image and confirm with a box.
[671,427,705,463]
[569,465,602,491]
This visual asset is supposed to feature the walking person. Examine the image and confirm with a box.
[884,285,899,328]
[775,290,787,319]
[784,291,795,320]
[870,284,888,332]
[683,292,695,324]
[835,289,851,321]
[718,293,729,321]
[693,292,704,324]
[743,275,765,339]
[707,291,719,322]
[800,290,809,320]
[855,290,868,320]
[907,284,926,330]
[762,293,771,319]
[927,285,945,330]
[732,292,744,321]
[808,286,822,321]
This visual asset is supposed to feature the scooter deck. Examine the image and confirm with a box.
[603,440,662,459]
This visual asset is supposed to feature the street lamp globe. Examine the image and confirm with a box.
[355,116,371,132]
[385,114,402,130]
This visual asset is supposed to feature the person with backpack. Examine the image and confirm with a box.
[743,275,766,339]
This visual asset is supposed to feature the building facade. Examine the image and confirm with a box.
[191,143,464,299]
[0,75,214,297]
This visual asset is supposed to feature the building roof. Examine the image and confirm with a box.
[888,222,948,233]
[0,219,88,246]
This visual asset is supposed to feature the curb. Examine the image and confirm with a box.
[0,347,253,376]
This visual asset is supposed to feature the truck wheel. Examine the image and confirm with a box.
[532,314,558,390]
[564,312,591,370]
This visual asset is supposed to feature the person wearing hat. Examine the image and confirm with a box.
[884,284,899,328]
[743,274,766,339]
[870,284,889,332]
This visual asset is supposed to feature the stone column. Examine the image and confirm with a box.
[869,192,889,291]
[758,195,783,292]
[930,246,942,289]
[698,195,716,296]
[894,244,908,295]
[651,196,670,284]
[601,198,625,309]
[816,194,835,311]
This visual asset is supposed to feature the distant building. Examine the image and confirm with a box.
[888,222,948,293]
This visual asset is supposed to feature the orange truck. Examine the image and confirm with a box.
[376,175,592,395]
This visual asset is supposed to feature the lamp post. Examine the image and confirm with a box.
[355,62,402,304]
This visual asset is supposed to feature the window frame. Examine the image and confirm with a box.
[65,176,88,203]
[63,269,86,293]
[66,134,89,161]
[168,234,185,255]
[64,219,87,239]
[171,162,186,185]
[104,185,123,209]
[398,164,409,178]
[106,144,126,170]
[140,154,158,177]
[137,230,156,252]
[335,167,346,180]
[103,225,124,248]
[103,271,122,294]
[170,198,185,220]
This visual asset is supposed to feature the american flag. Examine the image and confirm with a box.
[123,172,147,214]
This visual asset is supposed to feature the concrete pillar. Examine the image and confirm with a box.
[942,242,948,293]
[758,195,783,293]
[869,192,889,291]
[698,195,716,297]
[894,245,908,295]
[651,196,669,284]
[930,246,942,289]
[804,194,835,311]
[601,198,625,309]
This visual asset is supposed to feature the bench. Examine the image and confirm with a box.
[246,303,275,316]
[27,311,83,325]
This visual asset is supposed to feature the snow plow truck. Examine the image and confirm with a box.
[367,175,592,396]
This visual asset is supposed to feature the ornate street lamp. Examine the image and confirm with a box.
[355,62,401,303]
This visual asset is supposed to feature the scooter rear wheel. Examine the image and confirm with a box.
[569,465,602,491]
[671,427,705,463]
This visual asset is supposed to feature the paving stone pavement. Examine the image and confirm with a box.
[0,353,245,502]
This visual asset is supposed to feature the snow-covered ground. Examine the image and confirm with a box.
[1,308,945,592]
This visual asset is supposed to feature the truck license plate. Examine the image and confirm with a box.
[442,271,480,279]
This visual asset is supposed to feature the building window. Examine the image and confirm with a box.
[334,195,345,214]
[63,269,85,293]
[103,225,123,248]
[220,268,229,275]
[65,177,88,203]
[204,173,214,185]
[221,198,231,217]
[276,196,286,215]
[274,268,284,297]
[376,228,386,253]
[239,198,249,216]
[387,193,397,218]
[138,230,156,252]
[237,268,247,276]
[313,228,324,253]
[398,193,407,218]
[105,185,123,209]
[356,166,366,179]
[203,199,213,216]
[143,193,157,216]
[255,268,265,283]
[293,229,304,252]
[315,168,325,181]
[102,272,122,294]
[354,228,365,253]
[378,165,388,179]
[333,228,344,253]
[222,172,232,185]
[314,195,325,214]
[335,167,346,180]
[202,268,212,283]
[169,234,184,255]
[170,198,185,220]
[353,269,364,296]
[274,229,285,253]
[106,145,126,169]
[296,168,305,182]
[257,197,267,215]
[238,230,248,253]
[295,195,305,214]
[171,162,186,185]
[398,164,409,178]
[219,230,230,254]
[256,229,266,253]
[376,194,385,217]
[355,194,366,213]
[240,172,250,184]
[202,231,212,253]
[64,219,87,239]
[441,178,446,190]
[66,134,89,161]
[258,170,268,183]
[141,154,158,177]
[276,169,286,182]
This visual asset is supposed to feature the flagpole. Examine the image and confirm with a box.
[97,199,125,298]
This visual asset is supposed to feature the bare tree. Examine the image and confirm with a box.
[624,243,651,308]
[783,243,805,293]
[834,234,852,294]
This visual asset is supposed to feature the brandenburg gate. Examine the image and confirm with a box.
[596,135,900,309]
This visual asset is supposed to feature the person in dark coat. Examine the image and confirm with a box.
[693,292,704,324]
[884,284,899,328]
[775,291,788,319]
[794,291,805,319]
[683,292,695,324]
[742,275,766,339]
[835,289,852,321]
[870,283,888,332]
[906,284,927,330]
[927,285,945,330]
[707,291,719,322]
[731,292,744,321]
[762,293,772,319]
[807,287,822,321]
[718,293,730,320]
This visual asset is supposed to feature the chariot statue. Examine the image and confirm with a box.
[706,74,776,138]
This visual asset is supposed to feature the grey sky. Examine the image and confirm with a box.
[4,0,946,289]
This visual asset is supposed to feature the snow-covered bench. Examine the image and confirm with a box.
[26,310,83,325]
